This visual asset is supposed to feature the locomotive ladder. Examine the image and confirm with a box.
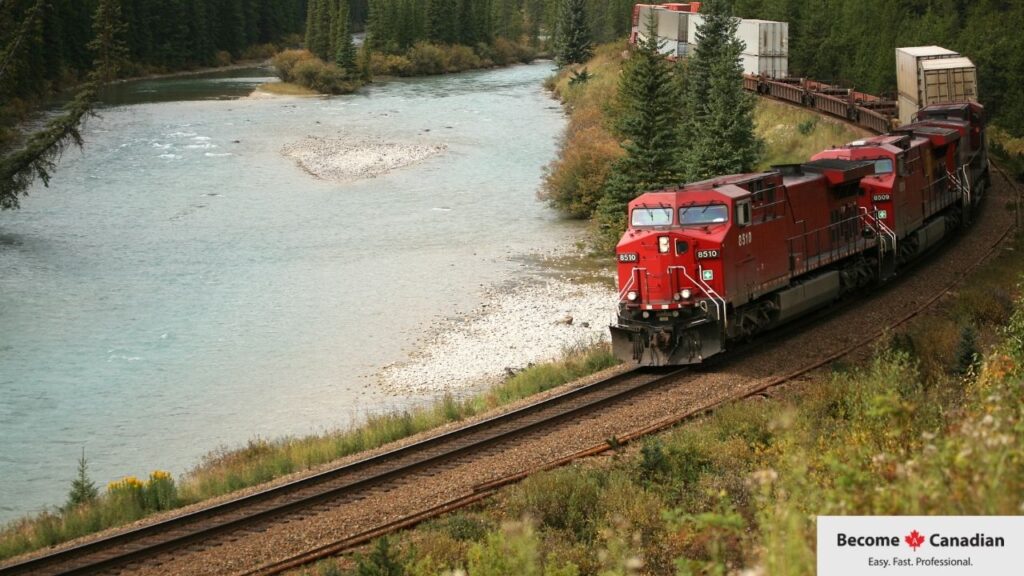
[948,166,972,214]
[860,207,898,278]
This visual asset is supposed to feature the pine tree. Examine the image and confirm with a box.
[679,0,762,181]
[593,13,682,249]
[334,0,357,75]
[0,0,127,209]
[66,449,99,509]
[555,0,591,66]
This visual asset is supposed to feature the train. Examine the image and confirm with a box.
[610,102,990,365]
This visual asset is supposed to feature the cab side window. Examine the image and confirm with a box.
[736,201,752,226]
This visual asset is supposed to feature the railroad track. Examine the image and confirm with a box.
[4,174,1018,576]
[0,367,693,576]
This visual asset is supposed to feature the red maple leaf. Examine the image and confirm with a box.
[905,530,926,551]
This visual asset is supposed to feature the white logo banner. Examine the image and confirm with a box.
[817,516,1022,575]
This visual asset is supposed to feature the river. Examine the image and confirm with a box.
[0,63,572,523]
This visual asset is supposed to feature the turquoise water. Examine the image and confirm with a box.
[0,64,571,522]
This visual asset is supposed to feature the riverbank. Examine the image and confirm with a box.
[380,270,616,395]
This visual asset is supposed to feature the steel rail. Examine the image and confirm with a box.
[0,367,691,576]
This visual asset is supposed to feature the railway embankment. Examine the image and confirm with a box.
[296,176,1024,576]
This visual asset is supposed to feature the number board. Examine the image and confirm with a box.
[696,250,720,259]
[618,253,639,263]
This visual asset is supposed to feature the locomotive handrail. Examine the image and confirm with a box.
[671,265,728,330]
[860,207,897,254]
[617,267,643,302]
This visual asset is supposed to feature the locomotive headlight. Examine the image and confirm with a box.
[681,288,692,300]
[627,291,638,301]
[658,236,670,253]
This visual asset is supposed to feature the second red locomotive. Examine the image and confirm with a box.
[611,102,989,365]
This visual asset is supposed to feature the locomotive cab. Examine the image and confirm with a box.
[611,177,763,365]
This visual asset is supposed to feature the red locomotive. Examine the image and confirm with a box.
[611,102,989,365]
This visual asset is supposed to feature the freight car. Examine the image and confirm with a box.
[745,75,898,134]
[610,102,988,365]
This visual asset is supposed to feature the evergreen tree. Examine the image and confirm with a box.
[334,0,357,75]
[555,0,591,66]
[1,0,127,209]
[66,449,99,509]
[305,0,331,58]
[679,0,762,181]
[593,14,682,248]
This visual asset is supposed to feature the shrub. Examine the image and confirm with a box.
[407,42,448,75]
[541,119,623,219]
[243,43,279,61]
[504,467,603,542]
[214,50,233,67]
[370,52,412,76]
[272,49,316,83]
[446,44,482,72]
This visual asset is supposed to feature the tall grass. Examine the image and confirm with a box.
[754,98,869,169]
[0,345,618,562]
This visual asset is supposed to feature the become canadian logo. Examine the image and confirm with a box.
[836,531,1005,549]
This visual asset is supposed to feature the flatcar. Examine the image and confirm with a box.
[610,102,988,366]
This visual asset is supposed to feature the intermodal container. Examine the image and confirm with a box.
[741,53,788,79]
[656,9,689,42]
[735,19,788,56]
[895,46,959,101]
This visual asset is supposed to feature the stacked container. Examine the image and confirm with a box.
[896,46,978,125]
[632,4,789,78]
[735,19,788,78]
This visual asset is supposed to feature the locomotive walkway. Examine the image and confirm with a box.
[1,175,1018,576]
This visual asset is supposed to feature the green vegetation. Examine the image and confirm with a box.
[555,0,762,250]
[754,99,868,170]
[273,49,362,94]
[594,18,684,250]
[554,0,593,66]
[0,345,619,562]
[542,43,858,251]
[680,0,762,181]
[296,233,1024,575]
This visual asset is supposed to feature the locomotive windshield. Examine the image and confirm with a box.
[631,206,673,227]
[679,204,729,226]
[873,159,893,174]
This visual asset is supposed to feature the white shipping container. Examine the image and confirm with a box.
[656,10,689,42]
[741,53,788,79]
[637,5,658,34]
[919,57,977,104]
[637,32,683,57]
[735,19,788,56]
[895,45,959,101]
[687,13,704,45]
[898,93,919,126]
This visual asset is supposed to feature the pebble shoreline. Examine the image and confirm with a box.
[281,136,447,182]
[379,276,618,395]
